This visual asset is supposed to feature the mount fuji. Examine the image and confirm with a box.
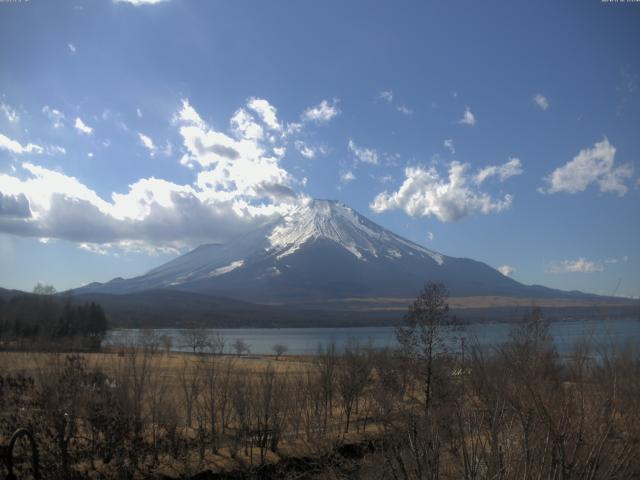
[73,199,593,306]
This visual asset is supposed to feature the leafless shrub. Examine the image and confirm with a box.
[337,338,372,434]
[273,343,288,360]
[232,338,251,356]
[180,328,212,354]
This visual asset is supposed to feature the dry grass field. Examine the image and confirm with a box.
[0,350,313,377]
[1,347,381,479]
[2,311,640,479]
[326,295,639,310]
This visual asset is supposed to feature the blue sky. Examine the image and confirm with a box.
[0,0,638,297]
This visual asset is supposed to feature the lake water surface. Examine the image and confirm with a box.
[105,317,640,356]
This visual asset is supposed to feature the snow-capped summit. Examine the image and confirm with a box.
[73,198,567,303]
[268,199,443,264]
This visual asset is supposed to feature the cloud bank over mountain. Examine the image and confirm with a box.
[0,97,345,252]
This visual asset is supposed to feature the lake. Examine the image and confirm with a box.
[105,317,640,356]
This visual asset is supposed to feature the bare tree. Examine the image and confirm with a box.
[217,356,235,436]
[272,343,288,360]
[316,340,338,435]
[32,354,85,478]
[159,333,173,355]
[180,328,211,354]
[207,331,226,355]
[109,340,157,477]
[252,365,287,463]
[397,282,452,416]
[179,357,202,428]
[198,354,235,454]
[146,352,174,467]
[337,338,372,434]
[32,282,57,295]
[232,338,250,356]
[229,373,251,458]
[139,329,160,351]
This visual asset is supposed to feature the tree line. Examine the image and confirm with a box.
[0,284,108,349]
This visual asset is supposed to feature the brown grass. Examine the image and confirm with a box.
[322,295,637,310]
[0,350,314,377]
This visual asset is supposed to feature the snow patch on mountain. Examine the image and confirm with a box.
[393,236,444,265]
[209,260,244,277]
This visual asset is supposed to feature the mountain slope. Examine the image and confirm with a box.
[73,199,599,303]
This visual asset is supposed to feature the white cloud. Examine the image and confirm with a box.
[475,157,523,184]
[174,99,204,129]
[498,265,515,277]
[459,106,476,126]
[74,117,93,135]
[0,161,295,251]
[247,98,281,131]
[377,174,394,184]
[443,139,455,155]
[540,138,633,196]
[340,170,356,183]
[136,107,143,118]
[48,145,66,155]
[0,162,112,216]
[533,93,549,111]
[604,256,629,265]
[379,91,393,103]
[370,161,514,222]
[0,95,356,253]
[0,97,306,252]
[78,243,109,255]
[302,99,340,124]
[426,231,434,241]
[138,132,156,155]
[549,258,603,274]
[42,106,65,128]
[377,91,412,115]
[1,102,19,123]
[284,122,302,136]
[230,108,264,141]
[348,139,378,165]
[295,141,315,159]
[0,133,64,156]
[0,133,44,155]
[137,137,172,158]
[68,43,77,55]
[177,98,298,204]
